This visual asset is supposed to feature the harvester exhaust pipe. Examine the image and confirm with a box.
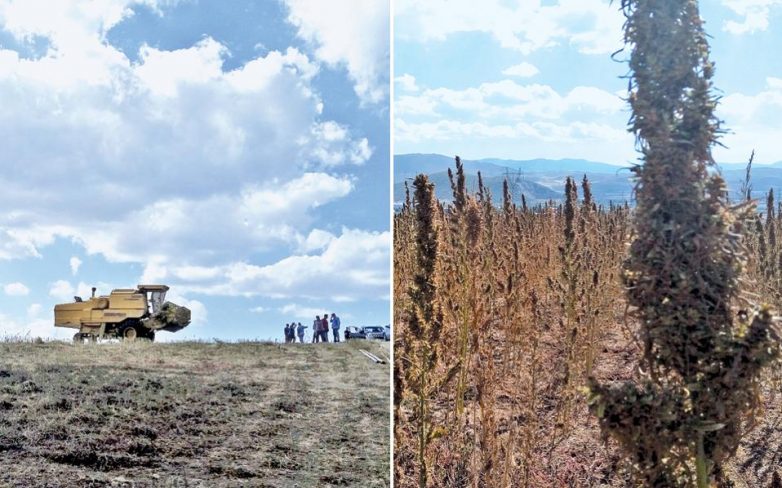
[91,287,96,298]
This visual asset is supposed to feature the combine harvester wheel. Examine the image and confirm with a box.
[122,326,138,341]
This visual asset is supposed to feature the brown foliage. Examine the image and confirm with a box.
[394,167,630,487]
[394,159,782,486]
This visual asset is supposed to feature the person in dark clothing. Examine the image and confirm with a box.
[288,319,297,343]
[313,316,321,343]
[320,313,329,342]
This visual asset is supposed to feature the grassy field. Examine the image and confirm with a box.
[0,339,390,487]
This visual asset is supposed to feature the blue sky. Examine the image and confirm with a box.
[394,0,782,166]
[0,0,389,341]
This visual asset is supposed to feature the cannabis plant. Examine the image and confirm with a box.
[588,1,779,486]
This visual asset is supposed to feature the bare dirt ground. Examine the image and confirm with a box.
[0,339,390,487]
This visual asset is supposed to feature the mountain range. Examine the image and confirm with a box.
[394,154,782,208]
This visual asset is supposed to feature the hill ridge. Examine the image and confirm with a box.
[394,153,782,206]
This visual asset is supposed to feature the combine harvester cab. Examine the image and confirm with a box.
[54,284,191,343]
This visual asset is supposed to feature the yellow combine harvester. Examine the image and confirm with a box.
[54,284,191,343]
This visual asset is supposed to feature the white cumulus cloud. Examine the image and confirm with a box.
[298,229,336,253]
[174,228,390,302]
[395,74,419,92]
[48,280,75,301]
[0,312,69,340]
[395,0,623,55]
[0,0,377,278]
[279,303,326,320]
[284,0,389,103]
[70,256,82,275]
[715,77,782,163]
[0,0,388,337]
[396,80,623,120]
[395,76,627,161]
[722,0,782,35]
[27,303,42,318]
[502,62,540,78]
[4,282,30,296]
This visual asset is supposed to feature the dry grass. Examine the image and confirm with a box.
[0,339,390,487]
[393,167,782,487]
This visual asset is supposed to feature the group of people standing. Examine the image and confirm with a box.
[283,313,341,343]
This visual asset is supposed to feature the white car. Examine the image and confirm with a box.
[362,326,386,340]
